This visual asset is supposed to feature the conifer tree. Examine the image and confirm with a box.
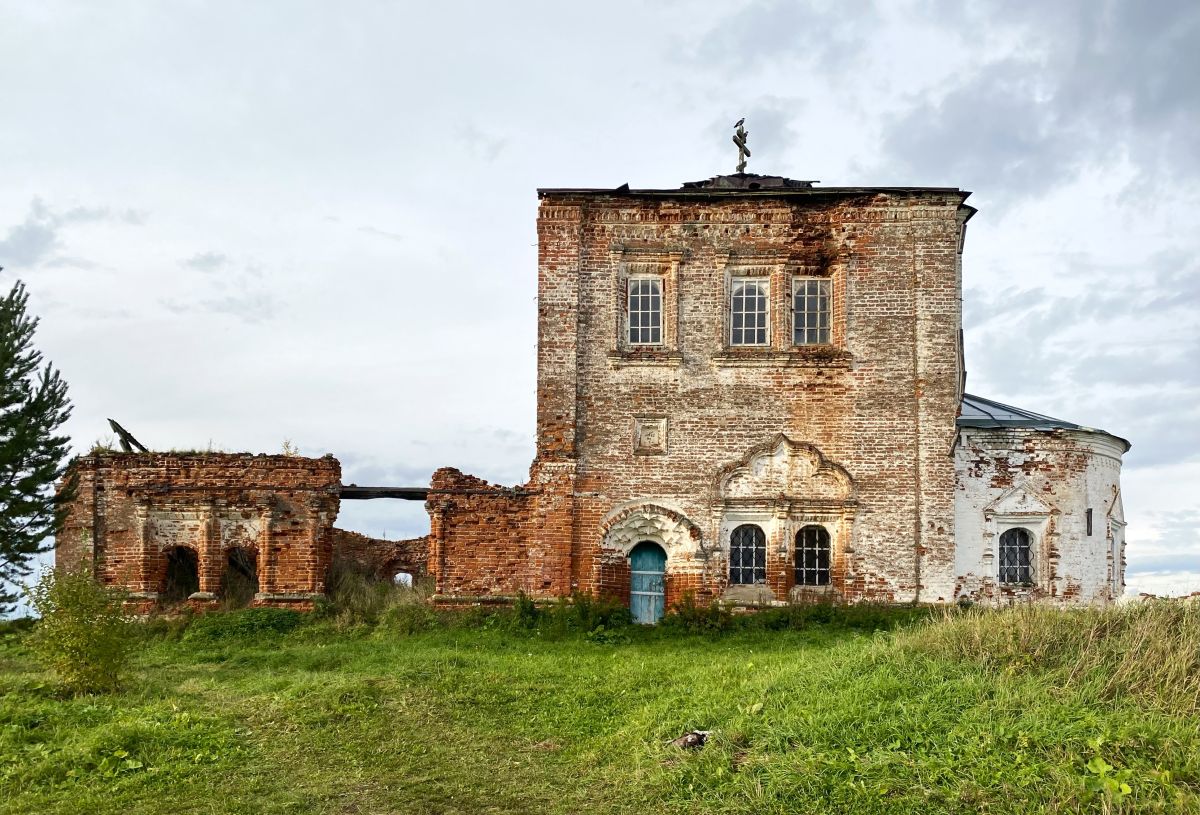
[0,269,72,614]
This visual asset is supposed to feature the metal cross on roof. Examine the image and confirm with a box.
[732,118,750,174]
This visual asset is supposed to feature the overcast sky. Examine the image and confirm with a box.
[2,0,1197,598]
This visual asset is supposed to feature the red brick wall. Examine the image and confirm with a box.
[426,468,538,598]
[331,529,429,579]
[429,187,971,611]
[56,453,341,610]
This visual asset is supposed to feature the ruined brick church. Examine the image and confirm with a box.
[59,169,1129,619]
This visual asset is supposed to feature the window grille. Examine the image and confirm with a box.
[998,528,1034,584]
[729,524,766,584]
[730,279,769,346]
[795,525,831,586]
[627,278,662,345]
[793,277,830,345]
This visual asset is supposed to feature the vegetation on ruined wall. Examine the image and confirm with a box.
[1,601,1198,814]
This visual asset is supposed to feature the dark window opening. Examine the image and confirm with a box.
[1086,508,1093,536]
[220,547,259,608]
[729,524,766,584]
[163,547,199,602]
[795,525,831,586]
[999,528,1034,584]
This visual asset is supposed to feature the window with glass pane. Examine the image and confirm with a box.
[627,278,662,345]
[793,278,830,345]
[729,524,766,584]
[999,528,1033,584]
[730,279,769,346]
[795,525,831,586]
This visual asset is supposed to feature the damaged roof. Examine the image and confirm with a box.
[959,393,1130,451]
[538,173,973,206]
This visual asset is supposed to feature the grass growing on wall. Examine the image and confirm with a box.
[1,600,1198,814]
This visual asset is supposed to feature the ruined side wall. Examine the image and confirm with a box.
[56,453,341,610]
[425,463,576,600]
[954,428,1127,606]
[331,529,429,580]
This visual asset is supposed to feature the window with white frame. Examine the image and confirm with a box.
[795,525,831,586]
[627,277,662,345]
[730,278,769,346]
[998,527,1034,584]
[792,277,830,345]
[729,524,766,584]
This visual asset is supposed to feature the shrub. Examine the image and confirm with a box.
[659,593,736,633]
[585,624,631,645]
[509,592,631,635]
[25,565,134,693]
[183,608,303,642]
[511,592,540,629]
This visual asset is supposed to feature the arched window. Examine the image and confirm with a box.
[999,528,1034,584]
[220,547,259,608]
[795,525,831,586]
[729,524,766,584]
[162,547,199,602]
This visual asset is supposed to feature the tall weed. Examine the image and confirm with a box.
[324,556,433,627]
[507,591,631,635]
[893,598,1200,713]
[182,608,303,642]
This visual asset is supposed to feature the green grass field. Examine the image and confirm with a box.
[2,600,1198,814]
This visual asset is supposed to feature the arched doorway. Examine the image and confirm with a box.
[629,541,666,625]
[162,547,199,603]
[220,547,259,608]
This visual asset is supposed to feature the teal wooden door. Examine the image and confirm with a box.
[630,541,666,625]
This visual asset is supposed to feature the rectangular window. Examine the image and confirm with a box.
[730,277,769,346]
[627,278,662,345]
[792,277,830,345]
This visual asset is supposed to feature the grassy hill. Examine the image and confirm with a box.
[1,598,1197,814]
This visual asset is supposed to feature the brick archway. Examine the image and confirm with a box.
[596,502,706,610]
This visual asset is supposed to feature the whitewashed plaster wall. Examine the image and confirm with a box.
[954,427,1127,606]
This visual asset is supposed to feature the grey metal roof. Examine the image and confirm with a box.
[959,393,1130,451]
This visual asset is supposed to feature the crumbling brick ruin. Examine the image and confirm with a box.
[332,528,429,583]
[58,452,426,611]
[58,170,1130,619]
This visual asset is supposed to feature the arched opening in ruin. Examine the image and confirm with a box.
[221,547,259,608]
[391,571,413,587]
[162,546,200,602]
